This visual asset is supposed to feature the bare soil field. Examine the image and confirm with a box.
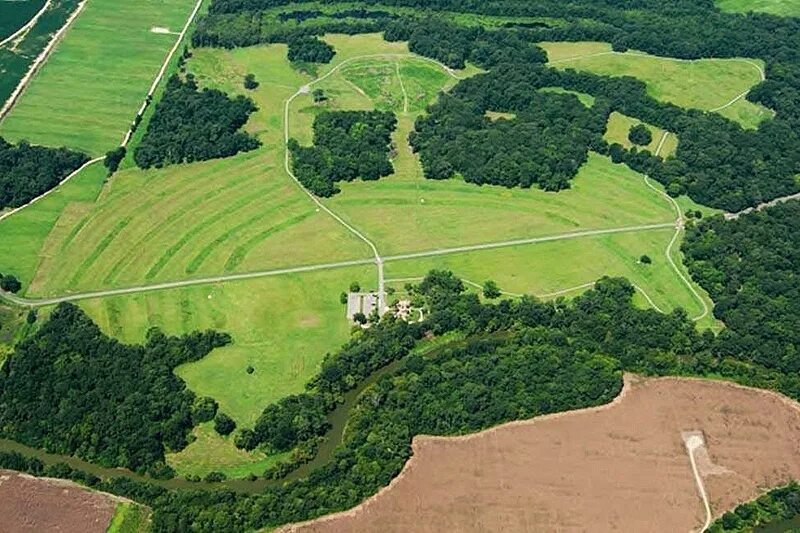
[284,375,800,533]
[0,470,116,532]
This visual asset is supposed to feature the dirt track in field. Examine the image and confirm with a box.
[283,375,800,533]
[0,470,116,532]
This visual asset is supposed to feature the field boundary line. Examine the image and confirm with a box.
[395,61,409,112]
[0,0,89,122]
[0,0,53,49]
[121,0,205,147]
[0,157,103,223]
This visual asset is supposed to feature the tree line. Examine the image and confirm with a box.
[0,137,88,210]
[134,74,260,169]
[289,110,396,196]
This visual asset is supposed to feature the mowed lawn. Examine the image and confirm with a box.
[716,0,800,15]
[604,111,678,157]
[540,41,772,129]
[0,0,197,155]
[385,229,717,330]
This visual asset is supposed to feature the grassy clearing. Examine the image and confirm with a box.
[385,229,717,329]
[539,86,595,107]
[0,0,197,155]
[716,0,800,15]
[78,265,375,426]
[604,111,678,157]
[167,422,290,478]
[540,41,772,129]
[106,502,149,533]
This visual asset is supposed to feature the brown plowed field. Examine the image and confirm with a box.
[0,470,116,533]
[283,375,800,533]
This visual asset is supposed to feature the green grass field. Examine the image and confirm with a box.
[385,228,717,329]
[540,41,772,129]
[604,111,678,157]
[716,0,800,15]
[0,0,197,155]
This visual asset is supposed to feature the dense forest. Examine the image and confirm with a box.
[410,88,604,190]
[0,137,88,209]
[683,202,800,374]
[191,0,800,211]
[5,270,800,531]
[289,110,396,196]
[134,74,260,169]
[0,304,230,476]
[708,482,800,532]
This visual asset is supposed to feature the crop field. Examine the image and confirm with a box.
[0,0,46,40]
[604,111,678,157]
[0,0,197,155]
[286,376,800,533]
[0,469,117,532]
[540,41,772,129]
[716,0,800,15]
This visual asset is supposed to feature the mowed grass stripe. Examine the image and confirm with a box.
[185,197,301,275]
[102,177,264,285]
[224,211,316,272]
[0,0,197,155]
[68,216,133,287]
[145,188,270,280]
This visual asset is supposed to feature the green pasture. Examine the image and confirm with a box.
[78,264,374,423]
[385,228,717,329]
[0,0,197,155]
[539,86,596,107]
[604,111,678,157]
[716,0,800,15]
[540,41,772,129]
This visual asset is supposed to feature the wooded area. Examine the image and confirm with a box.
[289,110,396,196]
[134,74,260,169]
[0,137,88,209]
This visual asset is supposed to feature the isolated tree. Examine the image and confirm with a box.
[353,312,367,325]
[349,281,361,293]
[26,309,37,324]
[244,73,259,90]
[483,280,501,299]
[104,146,126,173]
[312,88,327,103]
[340,292,348,304]
[628,124,652,146]
[214,413,236,436]
[0,275,21,293]
[640,255,652,264]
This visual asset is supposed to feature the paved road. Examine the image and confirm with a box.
[724,192,800,220]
